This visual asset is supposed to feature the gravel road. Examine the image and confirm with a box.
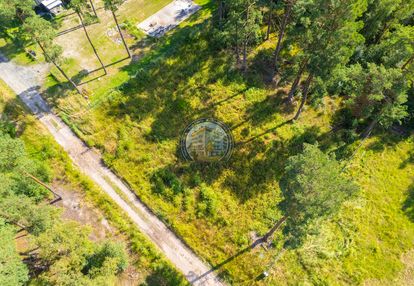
[0,53,225,286]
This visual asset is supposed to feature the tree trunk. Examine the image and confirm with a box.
[265,3,274,41]
[25,172,62,203]
[0,210,27,230]
[235,21,240,65]
[111,10,131,58]
[77,11,107,74]
[293,73,313,120]
[242,41,248,72]
[89,0,97,18]
[270,1,292,80]
[402,53,414,70]
[287,58,307,103]
[361,117,378,140]
[242,3,249,73]
[262,215,288,242]
[218,0,224,28]
[37,41,81,94]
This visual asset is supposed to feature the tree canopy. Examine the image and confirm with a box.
[280,144,359,247]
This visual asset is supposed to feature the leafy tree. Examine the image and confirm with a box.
[103,0,131,58]
[35,222,128,285]
[71,0,107,75]
[0,0,33,28]
[368,24,414,69]
[0,219,29,286]
[22,16,81,94]
[263,144,358,246]
[270,0,294,79]
[288,0,367,119]
[84,241,128,275]
[219,0,262,71]
[360,0,414,45]
[331,63,409,138]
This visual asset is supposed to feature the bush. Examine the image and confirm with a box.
[151,169,184,200]
[196,184,219,218]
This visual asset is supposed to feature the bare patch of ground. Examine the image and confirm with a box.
[53,182,115,241]
[138,0,201,37]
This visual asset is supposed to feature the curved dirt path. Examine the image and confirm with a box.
[0,53,225,286]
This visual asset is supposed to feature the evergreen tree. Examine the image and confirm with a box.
[220,0,262,71]
[22,16,81,94]
[331,63,409,138]
[71,0,107,75]
[263,144,358,246]
[0,220,29,286]
[288,0,367,119]
[361,0,414,45]
[103,0,131,58]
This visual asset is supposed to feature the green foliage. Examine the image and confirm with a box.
[280,144,359,247]
[84,241,128,275]
[0,219,29,286]
[35,223,128,285]
[360,0,414,45]
[103,0,125,12]
[151,169,184,198]
[331,63,409,130]
[196,184,219,218]
[215,0,263,62]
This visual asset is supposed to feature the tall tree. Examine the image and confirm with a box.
[270,0,294,80]
[288,0,367,119]
[360,0,414,45]
[223,0,262,72]
[0,219,29,286]
[0,0,33,27]
[265,0,277,40]
[22,16,81,94]
[263,144,358,246]
[89,0,98,18]
[71,0,107,75]
[331,63,409,138]
[103,0,131,58]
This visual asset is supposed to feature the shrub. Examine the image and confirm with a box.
[196,184,219,218]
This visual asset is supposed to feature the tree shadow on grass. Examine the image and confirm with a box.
[104,20,237,143]
[403,182,414,222]
[143,263,187,286]
[400,150,414,169]
[224,126,321,202]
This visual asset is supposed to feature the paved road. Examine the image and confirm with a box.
[0,53,225,286]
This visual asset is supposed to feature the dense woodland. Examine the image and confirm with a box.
[0,0,414,285]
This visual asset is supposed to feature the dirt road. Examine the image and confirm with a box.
[0,53,225,286]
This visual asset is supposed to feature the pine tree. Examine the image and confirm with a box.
[22,16,81,94]
[71,0,107,75]
[103,0,131,58]
[263,144,358,246]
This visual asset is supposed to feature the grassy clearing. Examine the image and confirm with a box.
[1,0,413,284]
[42,2,414,285]
[0,79,187,286]
[50,0,172,82]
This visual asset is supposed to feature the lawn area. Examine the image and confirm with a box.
[0,79,187,286]
[41,1,414,285]
[50,0,172,83]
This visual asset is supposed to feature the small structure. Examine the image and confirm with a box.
[138,0,201,38]
[181,118,234,162]
[35,0,64,15]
